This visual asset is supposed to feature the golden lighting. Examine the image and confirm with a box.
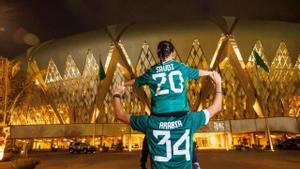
[210,35,226,68]
[229,38,246,69]
[210,135,217,146]
[104,44,115,72]
[253,99,264,118]
[34,79,40,86]
[1,36,298,152]
[194,133,227,149]
[0,145,5,161]
[118,41,135,73]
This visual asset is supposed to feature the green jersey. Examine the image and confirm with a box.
[136,60,199,114]
[130,110,209,169]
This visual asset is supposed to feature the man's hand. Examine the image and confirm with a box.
[209,71,222,85]
[113,82,126,95]
[113,82,130,124]
[207,71,222,118]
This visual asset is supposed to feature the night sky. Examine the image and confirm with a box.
[0,0,299,58]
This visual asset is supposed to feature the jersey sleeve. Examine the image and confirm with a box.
[182,64,199,80]
[190,109,210,133]
[135,70,151,88]
[130,115,148,133]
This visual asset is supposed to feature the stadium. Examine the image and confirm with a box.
[0,0,299,168]
[1,19,298,152]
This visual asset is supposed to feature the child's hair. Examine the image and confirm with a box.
[157,40,174,64]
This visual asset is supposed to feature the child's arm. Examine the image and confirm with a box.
[199,69,213,77]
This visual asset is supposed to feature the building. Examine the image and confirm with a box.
[0,1,299,152]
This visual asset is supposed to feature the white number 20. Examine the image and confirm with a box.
[153,129,190,162]
[152,70,184,96]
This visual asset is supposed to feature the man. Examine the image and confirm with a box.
[125,40,213,168]
[113,72,222,169]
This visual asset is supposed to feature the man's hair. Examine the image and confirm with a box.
[157,40,175,60]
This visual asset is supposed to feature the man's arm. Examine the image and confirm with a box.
[112,83,131,124]
[207,72,223,118]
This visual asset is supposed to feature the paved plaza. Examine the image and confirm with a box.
[23,150,300,169]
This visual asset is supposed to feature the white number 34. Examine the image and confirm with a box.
[153,129,190,162]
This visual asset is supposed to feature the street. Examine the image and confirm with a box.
[26,150,300,169]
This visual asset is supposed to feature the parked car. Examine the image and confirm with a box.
[278,138,300,150]
[5,145,21,153]
[234,144,250,151]
[111,142,124,152]
[69,142,96,154]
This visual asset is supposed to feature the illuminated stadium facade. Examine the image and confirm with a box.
[1,20,299,151]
